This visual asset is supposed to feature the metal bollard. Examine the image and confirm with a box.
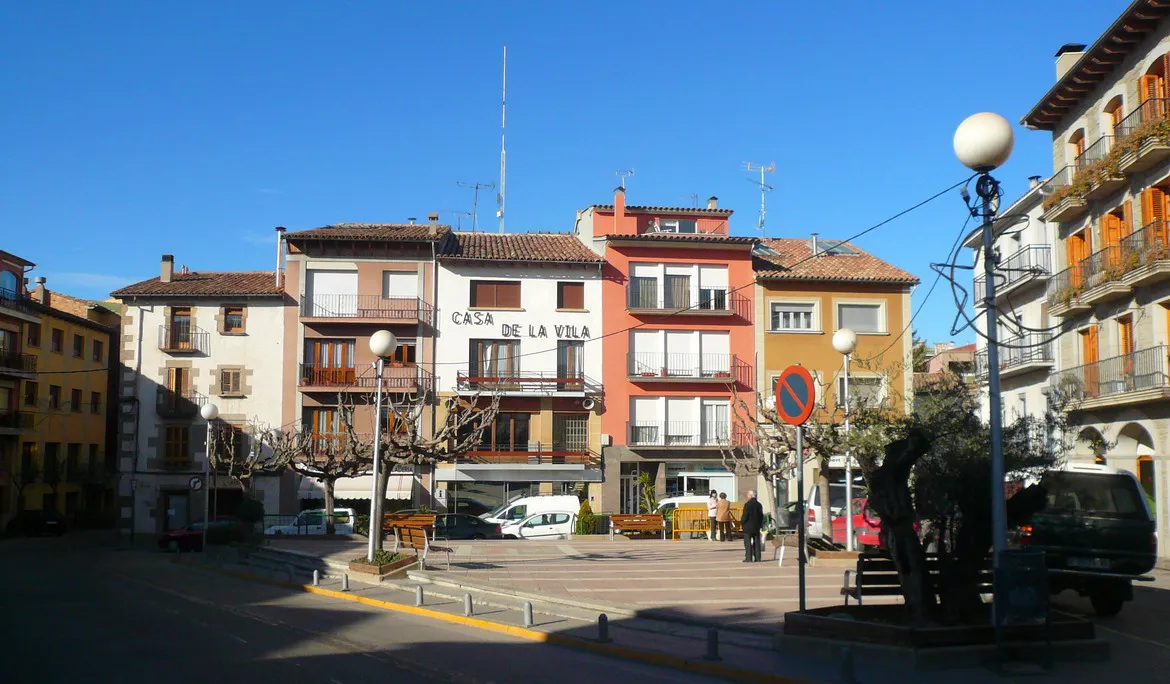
[341,574,350,592]
[523,602,534,628]
[312,570,320,586]
[703,628,721,661]
[841,647,857,683]
[464,593,473,617]
[415,586,424,607]
[597,614,612,643]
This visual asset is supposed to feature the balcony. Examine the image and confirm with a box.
[0,350,36,377]
[1045,264,1091,317]
[1041,166,1088,223]
[626,352,751,386]
[0,410,34,436]
[158,324,210,355]
[1116,99,1170,174]
[1059,345,1170,411]
[156,388,208,418]
[1119,220,1170,288]
[974,245,1052,305]
[460,447,600,466]
[456,370,602,396]
[1077,245,1133,305]
[0,288,39,322]
[299,363,432,394]
[975,333,1055,381]
[300,295,434,326]
[626,421,742,449]
[1075,136,1125,200]
[625,285,751,319]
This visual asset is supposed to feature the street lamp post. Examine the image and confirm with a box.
[199,402,219,552]
[832,328,858,551]
[367,330,398,563]
[954,112,1014,631]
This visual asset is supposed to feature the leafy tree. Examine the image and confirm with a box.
[636,471,657,514]
[911,333,930,373]
[576,499,596,535]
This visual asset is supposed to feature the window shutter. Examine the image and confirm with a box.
[498,282,521,308]
[1142,74,1159,103]
[1123,200,1133,235]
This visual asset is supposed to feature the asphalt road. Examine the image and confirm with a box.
[0,533,728,684]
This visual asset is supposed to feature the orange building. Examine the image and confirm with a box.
[576,189,757,513]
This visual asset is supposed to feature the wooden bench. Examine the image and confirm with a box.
[610,514,667,541]
[382,513,436,538]
[393,525,453,570]
[841,553,993,605]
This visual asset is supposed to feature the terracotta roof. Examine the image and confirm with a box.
[753,238,919,284]
[591,204,733,217]
[22,296,118,333]
[284,223,450,242]
[442,233,604,263]
[0,249,35,268]
[112,271,282,298]
[1022,1,1170,130]
[606,233,757,245]
[31,287,100,319]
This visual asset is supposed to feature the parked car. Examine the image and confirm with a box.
[806,482,855,539]
[435,514,502,540]
[158,517,243,552]
[1007,463,1157,617]
[480,495,581,525]
[5,509,67,537]
[264,508,356,535]
[831,498,882,549]
[500,511,576,540]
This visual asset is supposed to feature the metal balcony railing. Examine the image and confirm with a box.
[626,420,735,447]
[1120,219,1170,267]
[0,350,37,373]
[0,410,34,431]
[626,352,751,385]
[300,295,433,324]
[975,245,1052,301]
[625,284,751,318]
[156,388,208,418]
[1075,135,1114,169]
[158,323,210,354]
[1059,345,1169,401]
[974,333,1054,377]
[462,447,599,466]
[1115,98,1170,139]
[456,369,601,394]
[0,288,36,316]
[299,363,432,393]
[1040,165,1075,196]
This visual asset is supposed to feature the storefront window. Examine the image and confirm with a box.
[447,481,542,516]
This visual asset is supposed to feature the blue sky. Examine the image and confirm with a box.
[1,1,1127,343]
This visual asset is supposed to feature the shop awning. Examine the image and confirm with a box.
[435,465,603,483]
[297,474,413,501]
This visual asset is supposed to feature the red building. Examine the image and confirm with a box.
[575,188,756,513]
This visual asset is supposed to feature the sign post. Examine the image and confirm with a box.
[775,365,816,613]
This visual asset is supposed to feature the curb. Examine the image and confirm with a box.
[176,558,808,684]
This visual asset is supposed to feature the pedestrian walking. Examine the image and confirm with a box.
[715,492,732,542]
[706,490,718,541]
[740,490,764,562]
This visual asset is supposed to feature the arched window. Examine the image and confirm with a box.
[1104,96,1124,138]
[0,270,17,299]
[1069,128,1087,167]
[1140,55,1169,122]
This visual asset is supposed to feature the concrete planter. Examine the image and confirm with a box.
[348,554,416,578]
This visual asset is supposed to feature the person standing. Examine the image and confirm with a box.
[715,492,732,542]
[740,490,764,562]
[706,490,719,541]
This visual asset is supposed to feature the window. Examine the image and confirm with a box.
[92,338,104,363]
[470,280,521,308]
[0,270,17,298]
[90,391,102,414]
[20,443,35,478]
[770,302,816,331]
[303,339,356,385]
[767,371,824,407]
[698,265,728,311]
[837,303,884,333]
[89,444,99,473]
[48,385,61,409]
[305,408,342,437]
[50,328,64,353]
[26,323,40,348]
[216,424,246,462]
[23,381,37,407]
[72,334,84,358]
[67,444,80,479]
[167,307,193,349]
[44,443,60,481]
[1069,128,1086,164]
[557,282,585,310]
[657,218,697,233]
[164,426,190,464]
[838,376,884,409]
[222,306,245,333]
[70,389,82,413]
[557,340,584,388]
[220,369,242,396]
[1105,95,1125,137]
[471,413,531,452]
[818,240,859,256]
[387,339,416,366]
[470,339,520,378]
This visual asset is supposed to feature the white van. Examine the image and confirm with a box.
[655,494,725,518]
[264,508,356,535]
[500,511,577,540]
[480,495,581,525]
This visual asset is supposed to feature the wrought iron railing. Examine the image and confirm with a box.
[300,295,433,324]
[0,288,36,315]
[158,323,210,354]
[625,284,750,317]
[1115,98,1170,139]
[456,369,601,394]
[1040,165,1075,196]
[156,388,208,418]
[974,333,1054,377]
[1060,345,1169,401]
[461,448,599,466]
[1119,219,1170,268]
[1075,135,1114,169]
[626,352,751,385]
[299,363,431,392]
[0,411,34,431]
[626,420,734,447]
[975,245,1052,300]
[0,350,37,373]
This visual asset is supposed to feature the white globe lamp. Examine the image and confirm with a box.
[200,403,219,421]
[832,328,858,356]
[953,112,1014,172]
[369,330,398,358]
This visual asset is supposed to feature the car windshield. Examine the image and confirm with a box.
[1041,472,1148,520]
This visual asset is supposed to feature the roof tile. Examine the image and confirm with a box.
[754,238,919,284]
[112,271,282,298]
[442,233,603,263]
[284,223,450,242]
[591,204,733,217]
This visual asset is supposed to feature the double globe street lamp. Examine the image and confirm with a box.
[367,330,398,563]
[831,327,858,551]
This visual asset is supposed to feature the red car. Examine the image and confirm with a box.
[832,498,883,549]
[158,517,243,552]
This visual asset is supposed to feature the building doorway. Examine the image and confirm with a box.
[163,491,189,531]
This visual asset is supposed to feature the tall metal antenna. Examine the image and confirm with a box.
[744,162,776,235]
[457,181,495,232]
[497,46,507,233]
[606,169,635,189]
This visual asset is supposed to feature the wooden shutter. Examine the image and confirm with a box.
[559,282,584,309]
[1142,74,1160,103]
[1119,316,1134,356]
[1086,325,1099,364]
[471,281,495,308]
[1123,200,1133,236]
[1111,106,1124,134]
[498,281,521,308]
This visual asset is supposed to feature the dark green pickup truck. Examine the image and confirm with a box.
[1008,463,1157,617]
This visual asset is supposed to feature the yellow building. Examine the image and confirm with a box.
[753,237,918,498]
[4,278,119,527]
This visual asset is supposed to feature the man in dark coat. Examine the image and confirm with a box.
[740,490,764,562]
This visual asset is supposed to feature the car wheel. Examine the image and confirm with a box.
[1090,584,1126,617]
[167,540,180,553]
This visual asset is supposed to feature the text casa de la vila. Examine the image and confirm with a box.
[451,311,590,339]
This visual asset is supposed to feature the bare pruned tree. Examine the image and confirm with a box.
[208,418,292,493]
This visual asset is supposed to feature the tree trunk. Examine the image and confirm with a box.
[323,479,336,535]
[817,461,832,541]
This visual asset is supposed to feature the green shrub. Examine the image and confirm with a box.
[352,550,409,566]
[576,500,596,535]
[236,497,265,526]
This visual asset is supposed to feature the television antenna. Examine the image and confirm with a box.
[681,193,700,208]
[607,169,635,189]
[456,181,495,232]
[439,210,473,231]
[744,162,776,235]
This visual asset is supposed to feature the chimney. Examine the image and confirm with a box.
[33,276,48,305]
[428,212,439,223]
[614,186,626,231]
[1029,175,1042,189]
[275,226,286,289]
[810,232,819,255]
[161,255,174,283]
[1055,43,1087,80]
[407,217,417,225]
[707,196,718,210]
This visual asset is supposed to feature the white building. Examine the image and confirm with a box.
[432,233,606,513]
[967,177,1056,427]
[113,255,289,534]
